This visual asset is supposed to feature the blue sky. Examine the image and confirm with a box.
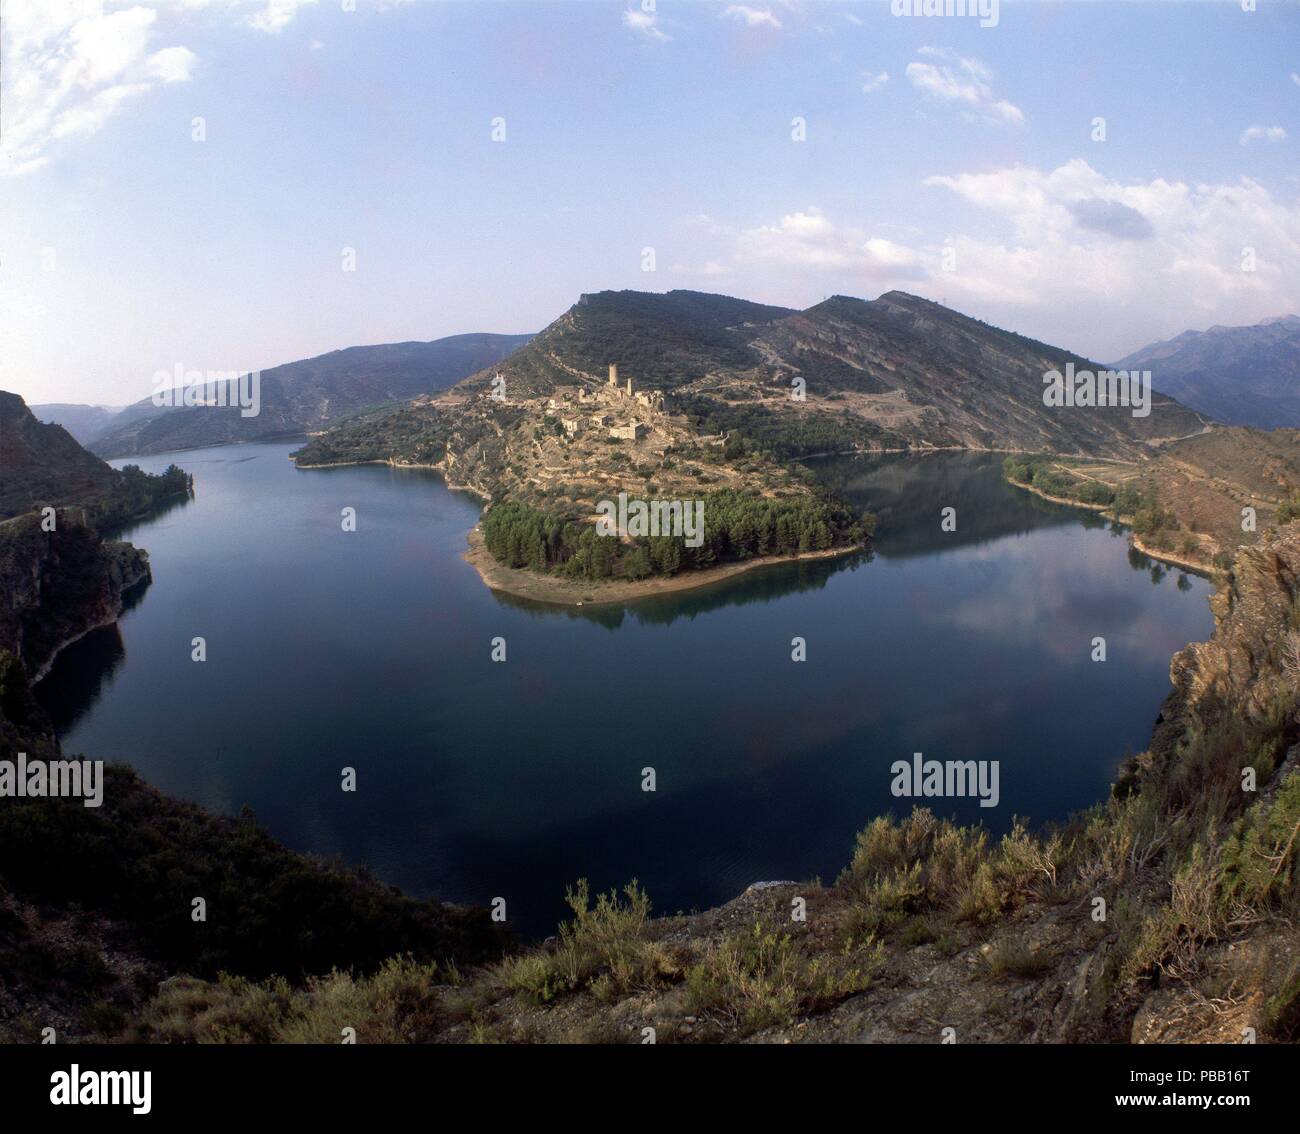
[2,0,1298,405]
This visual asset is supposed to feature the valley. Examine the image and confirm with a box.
[5,0,1298,1082]
[4,289,1299,1049]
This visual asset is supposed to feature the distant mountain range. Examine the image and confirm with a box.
[1115,314,1300,429]
[28,403,124,444]
[32,294,1265,467]
[302,288,1210,475]
[60,332,532,458]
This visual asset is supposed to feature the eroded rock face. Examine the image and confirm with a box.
[0,511,150,681]
[1115,526,1300,797]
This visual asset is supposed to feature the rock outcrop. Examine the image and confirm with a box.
[0,511,151,681]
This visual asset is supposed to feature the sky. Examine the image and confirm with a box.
[1,0,1298,407]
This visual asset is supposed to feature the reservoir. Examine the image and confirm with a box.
[37,443,1214,938]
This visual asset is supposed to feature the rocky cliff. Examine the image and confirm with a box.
[0,511,151,681]
[0,391,167,683]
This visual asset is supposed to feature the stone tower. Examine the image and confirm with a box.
[608,363,618,386]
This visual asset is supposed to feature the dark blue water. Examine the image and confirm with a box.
[37,443,1213,938]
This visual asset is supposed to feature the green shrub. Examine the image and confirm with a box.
[500,879,670,1005]
[1219,774,1300,915]
[983,940,1054,979]
[684,922,881,1036]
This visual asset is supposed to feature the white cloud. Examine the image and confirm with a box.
[681,162,1300,358]
[0,0,376,176]
[1239,124,1287,145]
[723,6,782,30]
[69,7,156,85]
[1291,72,1300,87]
[731,207,924,277]
[623,7,669,40]
[148,46,199,84]
[921,159,1300,356]
[672,258,732,278]
[52,81,152,139]
[0,2,198,177]
[246,0,319,34]
[862,237,920,267]
[861,71,889,94]
[904,47,1023,126]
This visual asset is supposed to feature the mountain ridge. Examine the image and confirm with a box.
[89,331,535,457]
[1115,313,1300,429]
[28,403,124,444]
[1,390,121,515]
[298,288,1211,479]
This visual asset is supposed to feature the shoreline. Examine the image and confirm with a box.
[292,454,493,506]
[462,528,865,607]
[1005,476,1216,579]
[97,432,309,461]
[1005,476,1111,513]
[1126,534,1215,579]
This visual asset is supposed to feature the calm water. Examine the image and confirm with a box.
[38,443,1213,938]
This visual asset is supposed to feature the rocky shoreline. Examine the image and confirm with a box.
[28,542,151,683]
[0,513,152,683]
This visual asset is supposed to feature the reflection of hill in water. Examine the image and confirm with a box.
[807,450,1098,559]
[36,625,128,735]
[36,574,147,734]
[100,491,194,541]
[489,549,875,629]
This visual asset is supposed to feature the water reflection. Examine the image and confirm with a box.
[810,451,1084,558]
[36,622,128,733]
[489,548,875,628]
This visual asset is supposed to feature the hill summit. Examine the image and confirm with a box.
[306,288,1209,477]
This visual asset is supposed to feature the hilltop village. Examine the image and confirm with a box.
[540,364,671,445]
[425,359,806,516]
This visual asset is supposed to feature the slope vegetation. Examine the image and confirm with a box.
[91,332,534,457]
